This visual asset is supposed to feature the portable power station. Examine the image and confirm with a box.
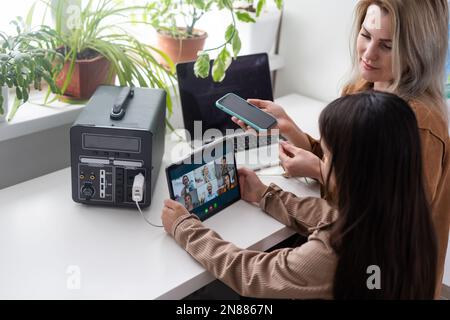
[70,85,166,208]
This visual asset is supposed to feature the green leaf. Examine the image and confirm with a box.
[225,24,235,42]
[256,0,266,17]
[231,32,241,58]
[25,1,37,27]
[217,0,232,10]
[22,87,29,102]
[0,95,4,116]
[212,48,231,82]
[204,0,214,11]
[274,0,283,10]
[225,25,241,58]
[193,0,205,10]
[0,54,9,62]
[194,53,210,79]
[7,95,22,122]
[235,11,256,23]
[15,86,23,100]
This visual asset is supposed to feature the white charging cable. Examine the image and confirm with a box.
[132,173,163,228]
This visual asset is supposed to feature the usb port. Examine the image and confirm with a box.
[100,170,106,199]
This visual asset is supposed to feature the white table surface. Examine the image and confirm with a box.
[0,94,326,299]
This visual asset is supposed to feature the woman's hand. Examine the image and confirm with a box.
[231,99,294,135]
[161,199,190,235]
[279,141,323,183]
[231,99,312,151]
[238,167,268,203]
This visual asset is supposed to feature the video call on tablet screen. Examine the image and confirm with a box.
[166,142,240,221]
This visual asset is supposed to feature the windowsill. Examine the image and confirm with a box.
[0,54,285,143]
[0,90,85,142]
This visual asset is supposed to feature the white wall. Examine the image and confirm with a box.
[0,1,36,34]
[275,0,359,102]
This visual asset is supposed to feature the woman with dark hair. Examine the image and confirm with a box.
[319,92,437,299]
[161,92,437,299]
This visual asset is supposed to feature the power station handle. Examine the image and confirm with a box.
[110,87,134,120]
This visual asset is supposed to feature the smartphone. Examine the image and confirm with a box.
[215,93,277,132]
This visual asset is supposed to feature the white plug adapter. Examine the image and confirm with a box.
[132,173,145,202]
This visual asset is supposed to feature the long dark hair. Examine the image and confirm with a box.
[319,91,437,299]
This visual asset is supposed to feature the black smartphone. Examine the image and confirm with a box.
[215,93,277,132]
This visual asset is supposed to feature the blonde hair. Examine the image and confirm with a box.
[344,0,449,122]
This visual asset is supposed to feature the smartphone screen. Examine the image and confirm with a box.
[216,93,277,131]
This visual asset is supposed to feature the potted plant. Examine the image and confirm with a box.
[0,18,63,122]
[146,0,283,82]
[148,0,210,66]
[28,0,176,109]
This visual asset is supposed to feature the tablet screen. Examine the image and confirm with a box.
[166,142,240,221]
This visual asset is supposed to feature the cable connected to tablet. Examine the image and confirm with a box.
[133,174,163,228]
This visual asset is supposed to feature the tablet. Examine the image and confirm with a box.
[166,139,240,221]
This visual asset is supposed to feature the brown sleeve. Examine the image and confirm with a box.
[305,134,329,197]
[305,133,324,159]
[419,129,444,202]
[172,215,335,299]
[418,129,449,298]
[259,184,338,236]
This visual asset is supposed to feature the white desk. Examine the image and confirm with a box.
[0,94,326,299]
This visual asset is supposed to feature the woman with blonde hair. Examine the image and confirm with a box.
[232,0,450,297]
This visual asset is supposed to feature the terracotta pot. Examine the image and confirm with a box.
[56,54,115,101]
[156,28,208,65]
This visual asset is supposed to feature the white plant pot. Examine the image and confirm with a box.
[236,6,282,55]
[0,86,8,123]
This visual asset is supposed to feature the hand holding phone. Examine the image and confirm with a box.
[216,93,277,132]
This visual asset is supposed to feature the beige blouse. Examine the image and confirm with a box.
[171,184,339,299]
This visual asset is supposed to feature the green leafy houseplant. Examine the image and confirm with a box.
[0,18,63,121]
[146,0,283,82]
[28,0,177,119]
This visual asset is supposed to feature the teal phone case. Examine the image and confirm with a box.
[215,93,274,132]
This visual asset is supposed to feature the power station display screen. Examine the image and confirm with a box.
[83,134,140,153]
